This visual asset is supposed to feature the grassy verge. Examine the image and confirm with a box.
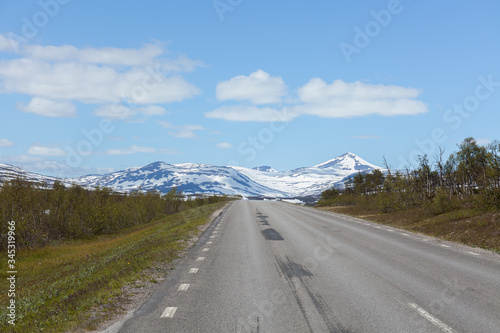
[0,202,227,332]
[318,205,500,253]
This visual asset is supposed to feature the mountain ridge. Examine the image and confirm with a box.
[0,153,382,197]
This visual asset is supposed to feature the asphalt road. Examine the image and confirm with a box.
[113,200,500,333]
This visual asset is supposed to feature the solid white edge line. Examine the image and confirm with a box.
[408,303,455,333]
[161,307,178,318]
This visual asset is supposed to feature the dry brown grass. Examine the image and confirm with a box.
[319,205,500,252]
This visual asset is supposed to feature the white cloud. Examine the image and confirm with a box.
[0,37,201,115]
[161,54,205,73]
[294,79,427,118]
[94,104,166,120]
[172,125,204,139]
[107,145,156,155]
[205,105,295,122]
[0,34,18,52]
[351,135,382,140]
[216,142,233,149]
[476,138,492,146]
[157,121,204,138]
[94,104,130,119]
[27,144,66,156]
[207,79,427,122]
[106,145,178,155]
[216,70,287,104]
[97,167,115,174]
[17,97,76,117]
[156,120,174,129]
[0,60,200,105]
[139,105,166,116]
[0,139,13,147]
[157,148,180,154]
[22,42,164,66]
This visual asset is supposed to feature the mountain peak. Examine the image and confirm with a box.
[2,153,382,198]
[253,166,277,173]
[313,152,379,171]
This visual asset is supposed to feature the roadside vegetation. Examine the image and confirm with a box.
[0,180,230,332]
[0,179,226,250]
[317,137,500,252]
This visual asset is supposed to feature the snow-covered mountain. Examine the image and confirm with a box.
[76,162,283,197]
[74,152,381,197]
[0,163,72,187]
[232,152,380,196]
[252,166,278,173]
[1,153,382,197]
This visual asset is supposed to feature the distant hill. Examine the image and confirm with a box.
[0,163,72,187]
[1,153,383,197]
[74,152,381,197]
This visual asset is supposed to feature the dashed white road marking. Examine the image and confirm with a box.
[196,257,205,261]
[210,236,216,238]
[441,244,451,248]
[207,241,213,245]
[467,251,480,256]
[375,226,382,229]
[387,229,395,232]
[213,231,218,234]
[408,303,455,333]
[402,233,410,236]
[161,307,178,318]
[189,268,199,274]
[178,284,190,291]
[202,248,209,252]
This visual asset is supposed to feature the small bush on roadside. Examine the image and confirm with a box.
[0,178,228,250]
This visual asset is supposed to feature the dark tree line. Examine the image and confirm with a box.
[0,179,228,250]
[319,137,500,213]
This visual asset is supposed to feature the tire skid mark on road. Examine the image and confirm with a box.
[274,255,353,333]
[255,204,354,332]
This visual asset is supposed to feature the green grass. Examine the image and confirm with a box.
[0,202,226,332]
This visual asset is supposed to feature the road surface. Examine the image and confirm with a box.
[113,200,500,332]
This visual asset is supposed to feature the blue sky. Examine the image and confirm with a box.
[0,0,499,177]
